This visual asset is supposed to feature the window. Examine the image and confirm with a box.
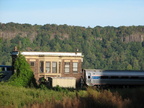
[46,62,51,73]
[101,76,109,79]
[65,62,70,73]
[30,62,35,66]
[73,62,78,73]
[130,76,138,79]
[7,67,12,71]
[93,73,96,75]
[52,62,57,73]
[92,76,101,79]
[111,76,119,79]
[1,67,5,71]
[59,62,61,73]
[121,76,129,79]
[40,61,44,73]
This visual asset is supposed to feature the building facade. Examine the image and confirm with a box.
[11,51,84,86]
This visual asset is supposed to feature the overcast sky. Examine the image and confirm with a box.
[0,0,144,27]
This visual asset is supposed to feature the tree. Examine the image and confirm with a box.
[8,53,37,87]
[0,23,144,70]
[126,64,133,70]
[132,59,140,70]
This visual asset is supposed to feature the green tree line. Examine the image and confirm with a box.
[0,22,144,70]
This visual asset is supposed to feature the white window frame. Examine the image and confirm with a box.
[52,62,57,73]
[40,61,44,73]
[46,62,51,73]
[64,62,70,73]
[30,61,35,66]
[73,62,78,73]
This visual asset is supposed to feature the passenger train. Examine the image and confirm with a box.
[1,65,144,87]
[83,69,144,87]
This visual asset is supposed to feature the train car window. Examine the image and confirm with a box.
[92,76,101,79]
[7,67,12,71]
[1,67,5,71]
[139,77,144,79]
[130,76,139,79]
[121,76,129,79]
[101,76,109,79]
[0,67,12,72]
[111,76,119,79]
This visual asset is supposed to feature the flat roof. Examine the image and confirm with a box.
[49,77,76,79]
[11,51,83,57]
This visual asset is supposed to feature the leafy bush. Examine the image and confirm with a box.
[84,87,130,108]
[8,53,37,87]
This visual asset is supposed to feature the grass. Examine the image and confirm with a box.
[1,83,144,108]
[0,83,78,108]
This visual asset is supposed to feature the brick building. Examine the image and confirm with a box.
[11,51,84,86]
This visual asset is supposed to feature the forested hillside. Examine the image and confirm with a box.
[0,22,144,70]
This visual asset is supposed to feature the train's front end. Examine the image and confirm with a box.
[84,69,103,86]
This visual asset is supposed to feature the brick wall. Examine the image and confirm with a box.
[61,59,83,87]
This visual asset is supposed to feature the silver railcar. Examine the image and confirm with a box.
[83,69,144,86]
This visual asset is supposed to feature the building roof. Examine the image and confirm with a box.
[49,77,76,79]
[0,65,12,67]
[84,69,144,76]
[11,51,83,57]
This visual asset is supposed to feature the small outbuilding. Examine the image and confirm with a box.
[48,77,76,88]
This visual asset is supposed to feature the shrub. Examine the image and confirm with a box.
[8,53,37,87]
[83,87,130,108]
[3,84,144,108]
